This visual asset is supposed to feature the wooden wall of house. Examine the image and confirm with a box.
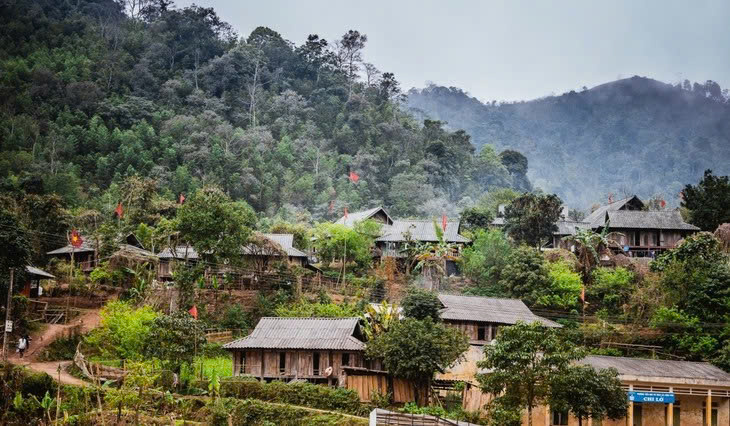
[343,372,417,404]
[445,320,499,343]
[233,349,363,379]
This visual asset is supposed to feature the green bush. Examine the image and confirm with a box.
[274,300,361,318]
[39,333,84,361]
[541,260,582,309]
[206,397,367,426]
[206,378,366,416]
[590,267,634,313]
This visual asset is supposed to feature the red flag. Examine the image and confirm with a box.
[679,190,685,201]
[660,199,666,208]
[442,214,447,232]
[114,202,124,218]
[69,229,83,248]
[607,193,614,204]
[348,171,360,183]
[343,207,348,219]
[188,305,198,320]
[178,193,186,204]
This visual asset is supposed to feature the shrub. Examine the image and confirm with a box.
[401,288,441,321]
[541,260,582,309]
[208,379,366,416]
[84,301,159,360]
[38,333,84,361]
[590,267,634,314]
[275,300,361,318]
[206,397,367,426]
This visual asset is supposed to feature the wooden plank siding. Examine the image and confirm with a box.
[232,349,363,380]
[343,370,419,404]
[445,320,499,344]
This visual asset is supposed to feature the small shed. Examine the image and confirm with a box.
[21,265,55,298]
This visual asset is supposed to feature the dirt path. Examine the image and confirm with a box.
[15,360,87,386]
[7,308,102,387]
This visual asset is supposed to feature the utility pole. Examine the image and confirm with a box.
[3,268,14,361]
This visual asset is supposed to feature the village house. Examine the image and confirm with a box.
[335,207,471,273]
[46,238,96,273]
[20,266,55,299]
[438,294,560,345]
[553,196,699,257]
[526,355,730,426]
[156,233,311,281]
[223,317,371,386]
[46,233,155,273]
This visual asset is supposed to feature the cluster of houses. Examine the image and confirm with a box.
[495,195,700,258]
[222,293,730,426]
[25,196,727,425]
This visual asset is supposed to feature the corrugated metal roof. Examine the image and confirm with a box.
[25,265,54,279]
[376,220,470,243]
[606,210,700,231]
[438,294,560,327]
[223,317,365,351]
[582,355,730,382]
[335,207,392,227]
[47,242,95,255]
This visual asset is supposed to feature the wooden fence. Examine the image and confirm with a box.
[368,409,480,425]
[205,330,234,343]
[343,368,420,404]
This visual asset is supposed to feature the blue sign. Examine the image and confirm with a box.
[628,391,675,404]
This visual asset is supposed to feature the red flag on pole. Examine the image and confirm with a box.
[660,199,666,208]
[178,193,186,204]
[188,305,198,320]
[114,202,124,218]
[344,207,349,219]
[69,229,83,248]
[442,214,447,232]
[348,171,360,183]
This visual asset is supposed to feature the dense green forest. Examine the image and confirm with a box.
[407,77,730,208]
[0,0,531,221]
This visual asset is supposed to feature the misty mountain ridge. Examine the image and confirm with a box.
[407,76,730,209]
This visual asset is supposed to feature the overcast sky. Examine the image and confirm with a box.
[177,0,730,101]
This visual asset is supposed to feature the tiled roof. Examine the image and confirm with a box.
[582,355,730,382]
[157,246,199,260]
[554,220,591,236]
[606,210,700,231]
[438,294,560,327]
[584,196,643,227]
[25,265,54,279]
[261,233,307,257]
[335,206,392,227]
[223,317,365,351]
[376,220,470,243]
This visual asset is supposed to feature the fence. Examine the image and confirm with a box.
[343,367,420,404]
[368,409,480,426]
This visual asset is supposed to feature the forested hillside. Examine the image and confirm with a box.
[407,77,730,208]
[0,0,531,221]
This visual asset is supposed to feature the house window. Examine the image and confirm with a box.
[552,410,568,425]
[477,325,486,341]
[702,402,718,426]
[342,353,350,367]
[313,353,320,376]
[279,352,286,374]
[665,401,680,426]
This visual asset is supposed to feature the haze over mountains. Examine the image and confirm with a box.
[407,76,730,208]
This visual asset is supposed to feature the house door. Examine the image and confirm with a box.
[633,404,642,426]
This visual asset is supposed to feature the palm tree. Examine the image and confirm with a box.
[412,222,460,290]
